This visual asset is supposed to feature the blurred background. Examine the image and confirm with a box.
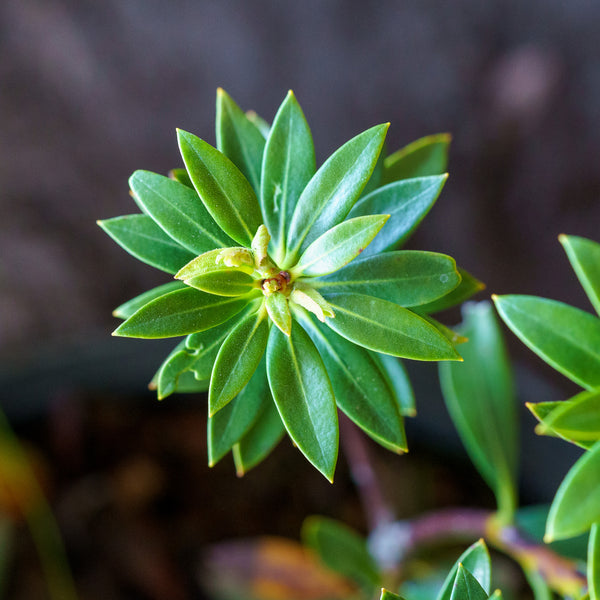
[1,0,599,598]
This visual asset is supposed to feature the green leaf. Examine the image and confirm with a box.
[348,175,447,255]
[449,564,488,600]
[284,123,389,265]
[169,167,194,188]
[546,440,600,541]
[299,313,407,453]
[177,129,263,246]
[439,302,518,520]
[184,270,256,296]
[216,88,266,195]
[293,215,389,277]
[208,359,270,466]
[522,568,552,600]
[301,516,380,591]
[383,133,451,183]
[526,402,595,448]
[312,251,460,307]
[233,400,285,476]
[380,591,407,600]
[113,287,253,339]
[245,110,270,138]
[324,293,460,361]
[129,170,234,254]
[371,353,416,416]
[265,292,292,336]
[156,342,196,399]
[560,234,600,316]
[266,324,338,481]
[488,592,503,600]
[494,295,600,390]
[261,91,315,263]
[98,214,197,274]
[437,539,491,600]
[360,142,386,197]
[589,523,600,600]
[209,310,269,415]
[418,269,485,314]
[113,282,186,319]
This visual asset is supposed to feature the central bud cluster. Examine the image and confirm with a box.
[261,271,291,295]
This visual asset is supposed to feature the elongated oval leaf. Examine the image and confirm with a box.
[546,440,600,541]
[113,287,253,338]
[209,310,269,415]
[437,539,491,600]
[129,170,234,253]
[589,523,600,600]
[494,295,600,390]
[302,516,380,591]
[293,215,389,277]
[560,234,600,316]
[157,342,196,399]
[439,302,518,520]
[98,214,196,273]
[266,324,338,481]
[113,282,186,319]
[284,123,389,265]
[208,359,270,466]
[265,292,292,336]
[348,175,447,255]
[381,591,406,600]
[383,133,451,183]
[300,314,406,452]
[539,389,600,442]
[177,129,263,246]
[261,91,315,263]
[216,88,266,195]
[312,251,460,306]
[370,353,415,417]
[417,268,484,314]
[450,564,488,600]
[185,270,256,296]
[324,293,460,361]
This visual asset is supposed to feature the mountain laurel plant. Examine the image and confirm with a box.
[99,89,483,480]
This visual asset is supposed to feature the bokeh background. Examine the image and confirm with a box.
[1,1,599,598]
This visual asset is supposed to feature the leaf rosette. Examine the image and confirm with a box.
[99,89,480,480]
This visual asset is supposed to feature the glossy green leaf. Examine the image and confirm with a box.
[177,129,263,246]
[418,268,485,314]
[302,516,380,591]
[439,302,518,520]
[113,282,186,320]
[300,313,407,452]
[284,123,389,265]
[129,170,234,254]
[525,401,595,448]
[266,324,338,481]
[383,133,451,183]
[380,590,406,600]
[208,359,270,466]
[171,371,209,394]
[494,295,600,390]
[245,110,270,138]
[209,310,269,415]
[360,142,385,198]
[216,88,266,195]
[371,353,416,416]
[312,251,460,307]
[437,539,491,600]
[589,523,600,600]
[113,287,253,338]
[449,564,488,600]
[348,175,447,255]
[98,214,196,273]
[546,440,600,541]
[184,269,256,296]
[560,234,600,316]
[294,215,389,278]
[169,167,194,188]
[233,400,285,476]
[261,91,315,263]
[324,293,460,361]
[265,292,292,336]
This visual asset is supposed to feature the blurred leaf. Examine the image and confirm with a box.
[371,353,416,416]
[178,130,263,246]
[129,170,234,253]
[261,91,315,264]
[168,167,193,188]
[312,251,460,307]
[487,592,503,600]
[522,568,552,600]
[417,268,485,314]
[494,295,600,390]
[546,440,600,541]
[294,215,389,277]
[98,214,196,273]
[383,133,451,183]
[380,590,406,600]
[560,234,600,316]
[439,302,518,521]
[449,564,488,600]
[113,282,186,320]
[266,324,338,481]
[589,523,600,600]
[349,175,447,255]
[324,293,460,361]
[302,516,380,592]
[437,539,491,600]
[245,111,270,138]
[216,88,266,195]
[285,123,389,265]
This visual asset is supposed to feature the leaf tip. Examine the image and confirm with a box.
[543,532,554,544]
